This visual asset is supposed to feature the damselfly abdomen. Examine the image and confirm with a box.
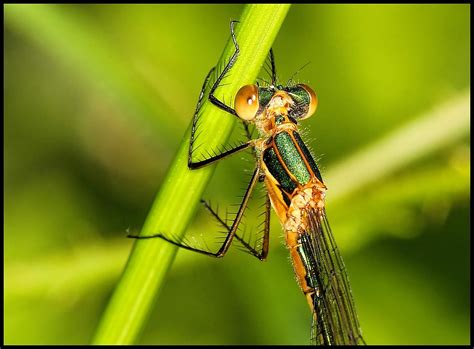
[130,20,364,345]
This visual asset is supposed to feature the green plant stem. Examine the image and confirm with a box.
[91,5,290,344]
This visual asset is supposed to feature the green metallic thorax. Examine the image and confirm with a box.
[263,128,323,205]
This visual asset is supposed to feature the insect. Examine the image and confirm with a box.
[130,20,365,345]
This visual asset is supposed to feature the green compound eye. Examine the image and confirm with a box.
[287,84,318,120]
[297,84,318,119]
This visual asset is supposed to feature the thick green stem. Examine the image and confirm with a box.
[91,5,290,344]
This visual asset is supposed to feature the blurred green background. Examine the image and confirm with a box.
[4,4,470,345]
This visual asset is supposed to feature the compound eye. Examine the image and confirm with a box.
[297,84,318,119]
[235,84,259,121]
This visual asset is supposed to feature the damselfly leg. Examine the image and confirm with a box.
[200,194,270,261]
[188,20,253,170]
[187,21,278,169]
[129,20,271,260]
[128,166,267,259]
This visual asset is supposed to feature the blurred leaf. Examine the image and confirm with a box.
[4,4,180,146]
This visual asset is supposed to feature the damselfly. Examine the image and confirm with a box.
[130,21,364,345]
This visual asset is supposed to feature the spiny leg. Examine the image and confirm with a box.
[187,64,253,169]
[269,48,277,86]
[128,166,261,258]
[188,20,255,170]
[187,66,216,166]
[188,141,253,169]
[208,20,240,117]
[261,48,277,86]
[200,192,270,261]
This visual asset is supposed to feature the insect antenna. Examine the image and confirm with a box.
[287,61,311,86]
